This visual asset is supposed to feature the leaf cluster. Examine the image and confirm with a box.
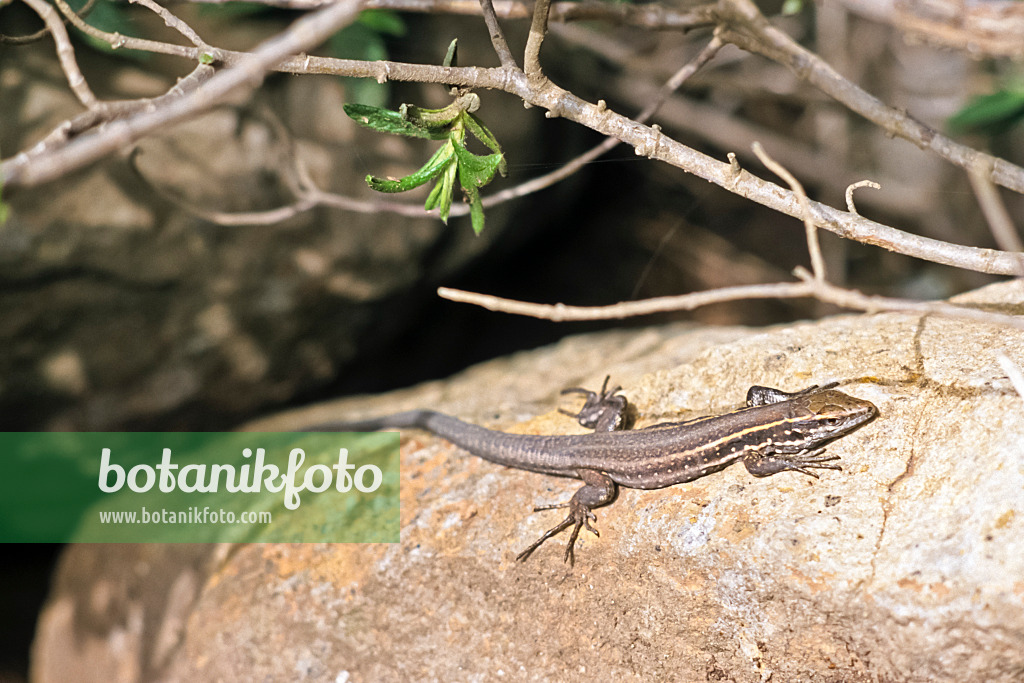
[343,41,506,234]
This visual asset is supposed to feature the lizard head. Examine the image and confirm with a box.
[789,389,878,446]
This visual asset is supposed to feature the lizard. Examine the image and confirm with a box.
[307,378,878,564]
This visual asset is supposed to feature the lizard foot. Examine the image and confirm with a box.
[515,498,598,565]
[515,469,616,565]
[746,381,840,407]
[559,375,628,432]
[744,447,842,478]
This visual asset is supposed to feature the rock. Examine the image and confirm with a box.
[32,281,1024,682]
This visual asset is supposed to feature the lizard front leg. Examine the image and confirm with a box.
[515,469,616,565]
[745,382,839,406]
[743,447,842,478]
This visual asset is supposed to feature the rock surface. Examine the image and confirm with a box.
[32,281,1024,682]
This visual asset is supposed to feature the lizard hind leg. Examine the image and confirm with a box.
[515,470,616,565]
[559,376,629,432]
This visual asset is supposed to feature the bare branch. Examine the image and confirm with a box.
[497,74,1021,276]
[477,0,518,69]
[523,0,552,79]
[3,0,362,187]
[21,0,98,108]
[187,0,720,32]
[716,0,1024,196]
[0,0,97,45]
[158,36,725,226]
[437,280,1024,328]
[130,0,214,52]
[839,0,1024,59]
[752,141,826,282]
[845,180,881,216]
[967,160,1023,254]
[6,0,1024,281]
[437,282,817,320]
[53,0,206,60]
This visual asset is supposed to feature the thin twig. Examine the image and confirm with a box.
[716,0,1024,195]
[185,0,720,31]
[437,279,1024,328]
[6,0,362,187]
[477,0,518,68]
[643,34,724,120]
[846,180,881,216]
[438,142,1024,328]
[21,0,98,108]
[6,4,1024,279]
[53,0,199,60]
[129,0,216,54]
[145,35,726,227]
[752,141,826,282]
[967,160,1024,254]
[791,267,1024,328]
[437,282,816,320]
[523,0,553,79]
[0,0,97,44]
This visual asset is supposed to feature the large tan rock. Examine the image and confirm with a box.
[33,281,1024,682]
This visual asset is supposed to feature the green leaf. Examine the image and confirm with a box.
[424,174,446,211]
[452,140,504,189]
[344,104,450,140]
[464,112,507,176]
[949,90,1024,135]
[443,39,458,68]
[468,192,485,235]
[365,142,455,192]
[346,89,506,232]
[432,161,457,223]
[452,140,503,235]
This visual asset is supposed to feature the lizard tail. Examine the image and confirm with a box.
[303,410,440,433]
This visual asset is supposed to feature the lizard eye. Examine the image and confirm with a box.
[822,417,842,427]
